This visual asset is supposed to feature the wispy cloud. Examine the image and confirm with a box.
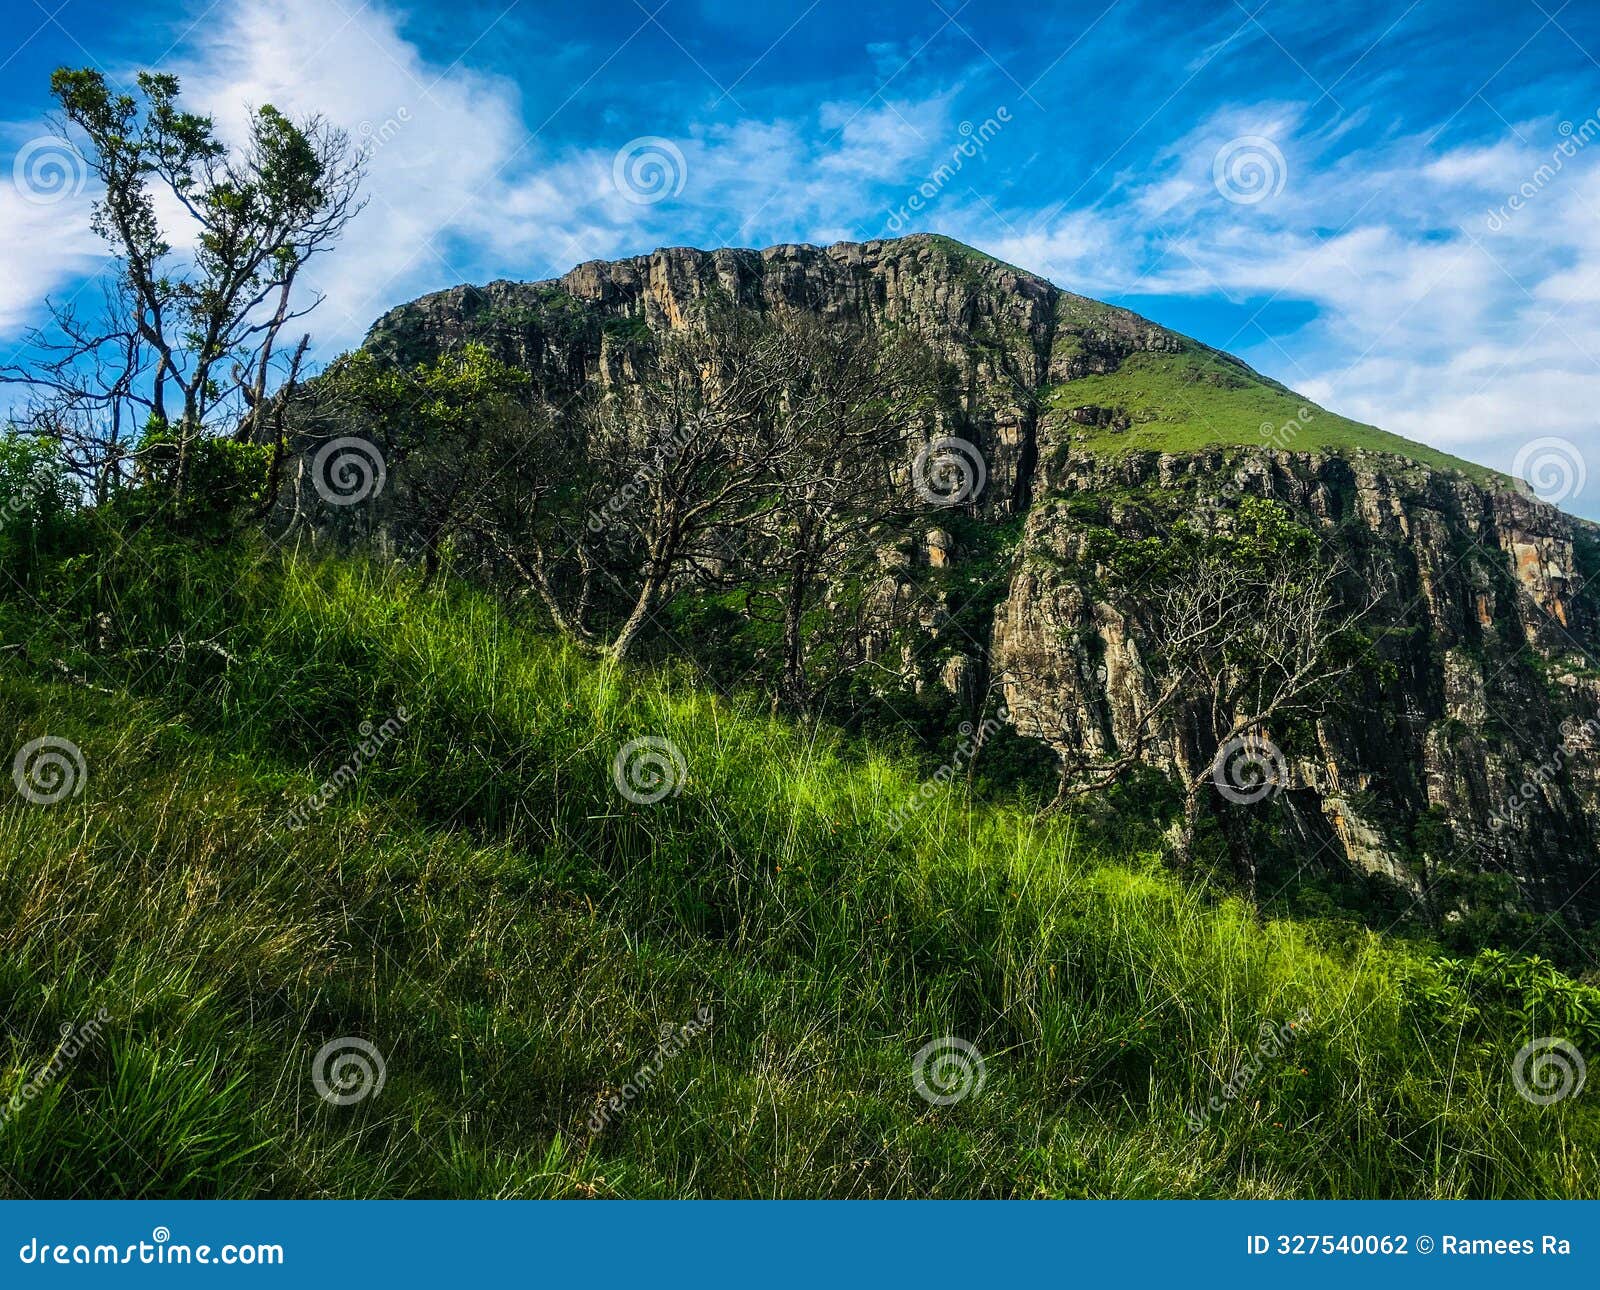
[1,0,1596,515]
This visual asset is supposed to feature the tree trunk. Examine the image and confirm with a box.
[782,546,809,706]
[609,567,665,663]
[1176,780,1205,870]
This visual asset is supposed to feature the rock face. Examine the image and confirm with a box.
[364,234,1600,920]
[996,450,1600,910]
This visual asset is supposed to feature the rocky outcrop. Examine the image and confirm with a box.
[363,234,1600,920]
[994,449,1600,911]
[366,235,1176,513]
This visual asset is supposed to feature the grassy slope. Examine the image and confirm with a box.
[915,234,1505,484]
[1046,347,1505,486]
[1,550,1596,1198]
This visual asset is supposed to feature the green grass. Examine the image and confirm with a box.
[1047,348,1506,486]
[0,544,1596,1198]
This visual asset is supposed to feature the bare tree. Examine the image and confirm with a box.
[297,310,940,672]
[1043,503,1382,892]
[738,315,943,707]
[580,313,801,662]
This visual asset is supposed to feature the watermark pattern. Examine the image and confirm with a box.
[358,106,412,162]
[280,709,410,832]
[12,136,88,206]
[912,1035,987,1105]
[12,736,87,805]
[1210,732,1287,804]
[587,424,697,533]
[1212,135,1287,206]
[311,1036,387,1105]
[312,436,388,506]
[1512,436,1586,506]
[612,137,687,205]
[883,108,1012,233]
[1491,712,1598,833]
[1185,1010,1311,1131]
[1511,1036,1586,1105]
[0,1009,110,1128]
[588,1006,713,1134]
[886,706,1010,833]
[1485,111,1600,231]
[2,462,58,526]
[912,436,987,507]
[612,736,687,805]
[1259,405,1315,450]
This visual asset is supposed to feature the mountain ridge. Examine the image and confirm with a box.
[351,232,1600,926]
[365,232,1511,495]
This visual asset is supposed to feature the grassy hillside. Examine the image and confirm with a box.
[1,538,1597,1198]
[1047,347,1505,487]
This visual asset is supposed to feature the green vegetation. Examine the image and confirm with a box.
[2,508,1598,1198]
[1047,348,1506,486]
[8,65,1592,1204]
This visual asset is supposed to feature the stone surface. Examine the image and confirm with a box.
[363,234,1600,919]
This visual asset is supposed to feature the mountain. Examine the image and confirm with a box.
[361,233,1600,928]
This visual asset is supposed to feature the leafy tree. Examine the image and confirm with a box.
[2,69,364,504]
[0,434,75,579]
[305,345,544,584]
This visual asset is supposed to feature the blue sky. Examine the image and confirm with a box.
[2,0,1598,515]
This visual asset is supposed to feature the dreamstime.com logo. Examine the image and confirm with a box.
[1212,135,1287,206]
[12,135,87,206]
[887,707,1010,834]
[612,137,687,205]
[1260,405,1315,449]
[589,1007,713,1134]
[1210,732,1288,805]
[0,1009,110,1128]
[12,736,87,805]
[18,1228,284,1267]
[1485,111,1600,230]
[912,1035,987,1105]
[312,436,387,506]
[311,1037,387,1106]
[587,423,699,533]
[1512,436,1586,507]
[1512,1037,1586,1106]
[1491,712,1598,833]
[612,735,687,804]
[358,106,412,162]
[279,709,410,832]
[883,108,1012,233]
[2,461,58,525]
[1186,1010,1312,1132]
[912,437,986,507]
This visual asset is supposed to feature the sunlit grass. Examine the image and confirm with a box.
[0,548,1592,1197]
[1046,348,1504,486]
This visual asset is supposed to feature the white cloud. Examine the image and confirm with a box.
[968,105,1600,514]
[0,128,105,337]
[2,2,1594,517]
[0,0,975,357]
[0,181,101,337]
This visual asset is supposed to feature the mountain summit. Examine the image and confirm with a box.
[361,233,1600,924]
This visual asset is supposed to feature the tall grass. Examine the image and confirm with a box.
[0,546,1596,1197]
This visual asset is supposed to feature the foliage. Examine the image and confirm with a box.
[0,435,76,579]
[126,422,272,538]
[1,68,362,501]
[2,524,1598,1198]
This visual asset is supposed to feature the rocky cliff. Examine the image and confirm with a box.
[363,234,1600,922]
